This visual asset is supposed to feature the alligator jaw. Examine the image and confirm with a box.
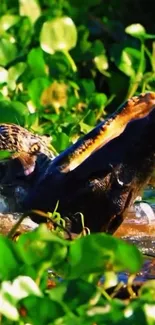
[62,92,155,172]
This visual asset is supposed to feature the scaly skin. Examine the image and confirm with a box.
[0,124,54,175]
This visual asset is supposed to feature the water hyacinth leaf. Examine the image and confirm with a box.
[111,45,142,77]
[66,233,143,279]
[21,296,65,324]
[94,54,109,73]
[89,93,108,110]
[40,17,77,54]
[125,24,146,39]
[0,38,17,66]
[0,15,19,32]
[19,0,41,24]
[0,100,29,125]
[49,279,97,310]
[27,48,46,77]
[8,62,27,90]
[17,225,68,267]
[53,132,70,152]
[0,236,20,280]
[0,67,8,83]
[28,77,51,108]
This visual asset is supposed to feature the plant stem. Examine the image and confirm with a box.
[62,50,77,72]
[126,43,145,99]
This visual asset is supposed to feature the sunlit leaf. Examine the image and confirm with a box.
[27,48,46,77]
[19,0,41,24]
[21,296,65,324]
[0,38,17,66]
[28,77,51,108]
[94,54,109,73]
[125,24,146,39]
[40,17,77,54]
[0,67,8,83]
[66,233,143,279]
[0,15,19,32]
[0,100,29,125]
[8,62,26,90]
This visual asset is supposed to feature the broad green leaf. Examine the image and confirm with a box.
[0,100,29,125]
[80,79,95,97]
[53,132,70,151]
[94,54,109,73]
[28,77,51,108]
[19,0,41,24]
[88,93,108,110]
[48,51,72,77]
[66,233,143,279]
[111,45,143,77]
[8,62,26,90]
[21,296,65,324]
[27,48,46,77]
[40,17,77,54]
[49,279,97,310]
[17,224,68,267]
[0,15,19,32]
[126,24,155,41]
[125,24,146,39]
[0,67,8,83]
[0,236,20,280]
[0,38,17,66]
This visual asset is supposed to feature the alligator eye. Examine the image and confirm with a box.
[30,143,40,154]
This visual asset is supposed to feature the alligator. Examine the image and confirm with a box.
[0,92,155,234]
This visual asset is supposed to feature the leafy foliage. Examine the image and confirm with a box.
[0,225,146,324]
[0,1,155,324]
[1,0,155,152]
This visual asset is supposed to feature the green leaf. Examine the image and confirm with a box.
[53,132,70,152]
[111,45,143,77]
[48,52,72,77]
[49,279,97,310]
[0,15,19,32]
[125,24,146,38]
[94,54,109,73]
[17,224,68,268]
[0,100,29,125]
[40,17,77,54]
[0,67,8,83]
[0,38,17,66]
[21,296,65,324]
[80,79,95,97]
[28,77,51,108]
[0,236,20,280]
[88,93,108,110]
[27,48,46,77]
[66,233,143,279]
[8,62,26,90]
[19,0,41,24]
